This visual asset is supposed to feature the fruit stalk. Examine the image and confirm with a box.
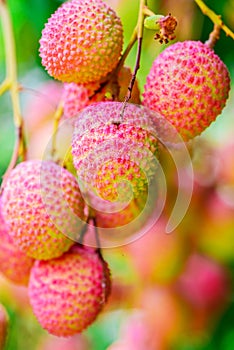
[50,99,64,159]
[119,0,146,120]
[194,0,234,39]
[0,0,27,188]
[205,23,221,49]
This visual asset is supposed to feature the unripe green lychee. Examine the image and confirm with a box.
[72,102,160,202]
[28,245,111,337]
[1,160,86,260]
[143,41,230,141]
[0,200,34,285]
[39,0,123,84]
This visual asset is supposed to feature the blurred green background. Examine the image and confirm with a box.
[0,1,234,349]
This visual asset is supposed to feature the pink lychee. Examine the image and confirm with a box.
[0,200,34,285]
[177,253,230,309]
[28,245,111,337]
[1,160,86,260]
[72,102,160,202]
[143,41,230,140]
[39,0,123,83]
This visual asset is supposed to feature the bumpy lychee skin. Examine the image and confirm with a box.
[72,102,160,202]
[39,0,123,84]
[28,245,111,337]
[0,201,34,285]
[62,67,141,119]
[1,160,86,260]
[62,81,100,119]
[143,41,230,140]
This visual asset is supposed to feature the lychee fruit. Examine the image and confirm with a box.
[143,41,230,140]
[39,0,123,84]
[72,102,160,202]
[0,200,34,285]
[62,81,100,119]
[28,245,111,337]
[62,66,141,119]
[1,160,86,260]
[177,253,230,309]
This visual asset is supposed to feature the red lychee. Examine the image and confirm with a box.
[1,160,86,260]
[39,0,123,84]
[143,41,230,140]
[28,245,111,337]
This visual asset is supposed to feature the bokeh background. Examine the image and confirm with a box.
[0,0,234,349]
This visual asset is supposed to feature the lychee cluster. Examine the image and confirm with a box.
[1,0,232,344]
[1,159,111,337]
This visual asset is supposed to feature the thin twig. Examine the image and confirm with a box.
[119,0,147,122]
[78,221,88,244]
[205,23,221,48]
[0,78,11,95]
[50,99,64,158]
[92,216,102,258]
[0,1,27,188]
[194,0,234,39]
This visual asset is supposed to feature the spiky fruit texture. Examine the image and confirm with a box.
[72,102,160,202]
[62,67,141,119]
[39,0,123,84]
[1,160,86,260]
[28,245,111,337]
[62,81,100,119]
[0,201,34,285]
[0,303,8,350]
[143,41,230,140]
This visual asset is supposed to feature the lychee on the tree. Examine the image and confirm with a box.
[1,160,87,260]
[72,102,161,202]
[0,200,34,285]
[28,245,111,336]
[39,0,123,84]
[143,40,230,141]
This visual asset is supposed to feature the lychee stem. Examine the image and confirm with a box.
[194,0,234,39]
[92,217,102,257]
[0,0,27,190]
[78,221,88,244]
[119,0,147,121]
[50,99,64,158]
[205,24,221,49]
